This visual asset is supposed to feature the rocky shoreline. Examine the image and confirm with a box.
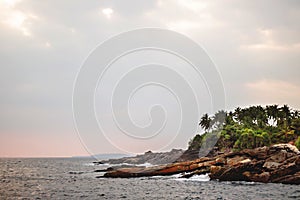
[96,149,184,165]
[99,144,300,184]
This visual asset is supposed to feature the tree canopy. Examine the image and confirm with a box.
[191,104,300,152]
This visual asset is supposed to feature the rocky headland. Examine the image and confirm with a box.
[97,105,300,184]
[100,144,300,184]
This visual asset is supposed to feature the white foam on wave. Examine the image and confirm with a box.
[174,174,210,182]
[92,162,155,167]
[83,163,96,166]
[136,162,155,167]
[95,172,106,177]
[171,173,182,178]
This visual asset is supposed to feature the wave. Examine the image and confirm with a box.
[92,162,156,167]
[173,174,210,182]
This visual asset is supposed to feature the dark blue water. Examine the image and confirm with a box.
[0,158,299,199]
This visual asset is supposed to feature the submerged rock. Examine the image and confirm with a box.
[103,144,300,184]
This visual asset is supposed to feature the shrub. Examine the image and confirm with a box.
[295,136,300,150]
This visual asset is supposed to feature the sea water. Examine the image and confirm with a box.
[1,158,299,199]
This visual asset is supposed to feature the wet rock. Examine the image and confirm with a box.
[94,169,108,172]
[243,171,270,183]
[68,171,83,175]
[93,161,104,165]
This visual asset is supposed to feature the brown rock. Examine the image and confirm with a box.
[226,156,248,166]
[209,166,226,179]
[215,157,226,165]
[263,161,280,170]
[272,171,300,184]
[243,171,270,183]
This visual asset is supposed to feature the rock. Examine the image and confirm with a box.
[209,166,226,179]
[243,171,270,183]
[101,149,184,165]
[68,171,84,175]
[240,158,251,164]
[180,168,210,178]
[267,150,288,163]
[175,149,201,162]
[263,161,280,170]
[272,143,300,154]
[226,156,248,166]
[104,157,215,178]
[272,171,300,184]
[93,161,104,165]
[145,150,153,154]
[215,157,226,166]
[94,169,109,172]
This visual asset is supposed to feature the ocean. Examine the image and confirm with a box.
[1,158,299,199]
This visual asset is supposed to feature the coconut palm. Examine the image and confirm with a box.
[199,113,211,132]
[212,110,227,129]
[255,105,267,128]
[280,105,292,129]
[234,107,242,123]
[266,105,279,126]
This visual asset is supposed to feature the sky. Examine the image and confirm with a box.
[0,0,300,157]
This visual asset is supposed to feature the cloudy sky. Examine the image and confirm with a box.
[1,0,300,157]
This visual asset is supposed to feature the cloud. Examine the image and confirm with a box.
[0,0,39,36]
[240,28,300,51]
[245,79,300,107]
[144,0,223,35]
[102,8,114,19]
[0,0,300,156]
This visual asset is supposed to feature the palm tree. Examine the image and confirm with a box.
[291,118,300,135]
[292,110,299,119]
[199,113,211,132]
[266,105,279,126]
[234,107,242,123]
[212,110,227,129]
[242,106,256,127]
[255,105,267,128]
[280,105,292,129]
[226,111,234,125]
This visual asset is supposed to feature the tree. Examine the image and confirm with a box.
[199,113,211,132]
[255,105,268,128]
[234,107,242,123]
[292,110,299,119]
[279,105,292,129]
[225,111,235,125]
[291,118,300,135]
[190,104,300,153]
[266,105,279,126]
[261,132,271,146]
[212,110,227,129]
[188,134,204,150]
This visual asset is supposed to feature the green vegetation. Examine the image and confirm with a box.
[189,105,300,152]
[296,136,300,150]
